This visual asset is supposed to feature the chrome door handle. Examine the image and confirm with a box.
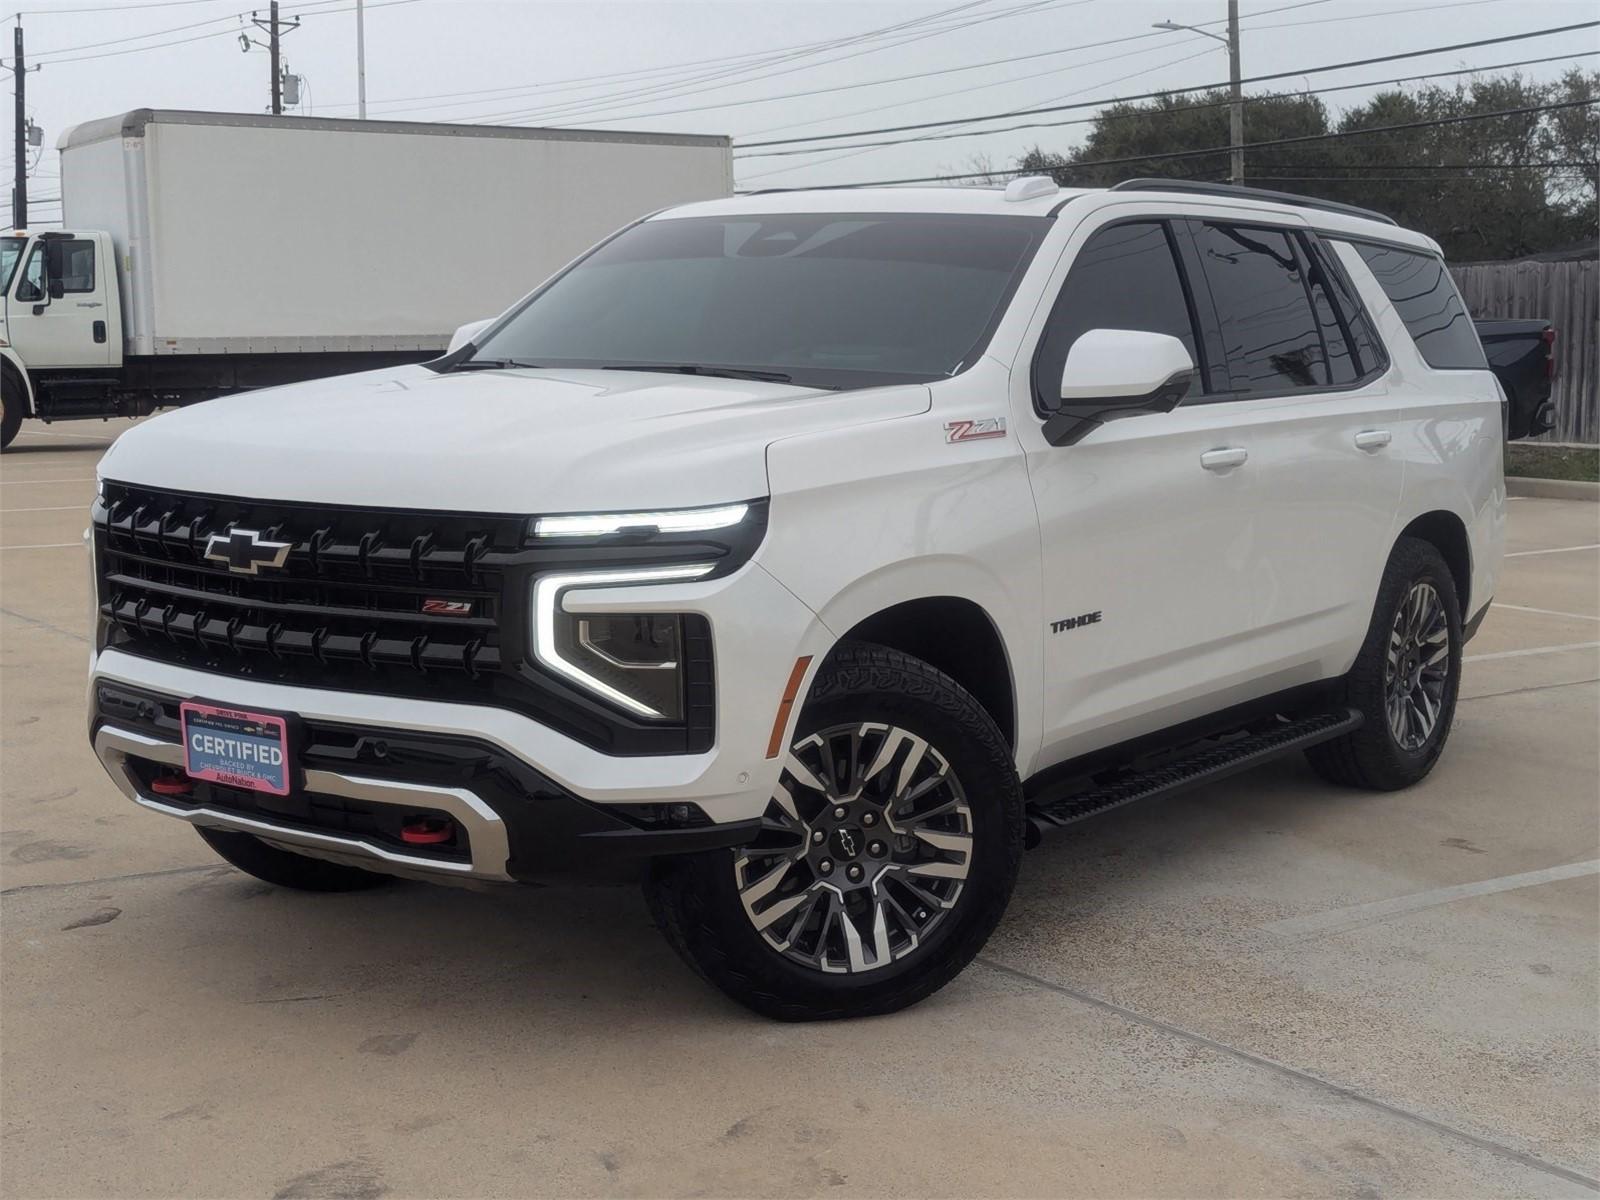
[1200,447,1248,471]
[1354,429,1392,452]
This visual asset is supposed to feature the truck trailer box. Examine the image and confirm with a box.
[57,109,733,357]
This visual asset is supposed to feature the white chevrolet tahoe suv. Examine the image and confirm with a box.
[87,178,1504,1020]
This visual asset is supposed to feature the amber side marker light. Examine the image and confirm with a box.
[765,656,814,759]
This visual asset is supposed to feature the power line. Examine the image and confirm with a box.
[735,48,1600,160]
[738,19,1600,149]
[495,1,1325,130]
[775,98,1598,189]
[468,0,1099,128]
[3,0,231,17]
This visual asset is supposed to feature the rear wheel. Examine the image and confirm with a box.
[646,643,1024,1021]
[0,364,24,450]
[1307,537,1462,790]
[196,826,393,892]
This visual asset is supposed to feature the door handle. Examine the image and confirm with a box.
[1354,429,1392,452]
[1200,447,1248,471]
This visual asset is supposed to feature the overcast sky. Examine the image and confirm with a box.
[4,0,1596,224]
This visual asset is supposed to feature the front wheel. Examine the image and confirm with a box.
[0,365,24,450]
[1306,536,1463,790]
[646,643,1024,1021]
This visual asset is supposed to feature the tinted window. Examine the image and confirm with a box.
[470,213,1048,391]
[1194,223,1325,393]
[1034,221,1198,409]
[1307,237,1384,379]
[1350,242,1486,370]
[14,244,43,302]
[48,239,95,293]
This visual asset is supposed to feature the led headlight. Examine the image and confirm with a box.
[532,564,713,720]
[531,503,749,539]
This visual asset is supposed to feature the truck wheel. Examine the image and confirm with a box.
[645,642,1024,1021]
[1306,537,1463,791]
[0,365,23,450]
[195,826,393,892]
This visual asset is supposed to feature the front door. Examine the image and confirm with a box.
[8,235,111,369]
[1017,215,1259,768]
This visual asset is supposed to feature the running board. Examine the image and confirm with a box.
[1027,708,1363,838]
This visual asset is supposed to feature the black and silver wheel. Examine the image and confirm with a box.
[646,642,1023,1020]
[1307,536,1463,790]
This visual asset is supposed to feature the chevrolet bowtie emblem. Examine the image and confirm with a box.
[203,528,292,575]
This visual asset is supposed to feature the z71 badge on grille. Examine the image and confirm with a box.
[944,418,1006,443]
[422,598,474,616]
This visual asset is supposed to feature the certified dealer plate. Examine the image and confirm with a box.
[179,702,291,796]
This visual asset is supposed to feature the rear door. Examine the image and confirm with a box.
[9,235,112,368]
[1182,219,1403,679]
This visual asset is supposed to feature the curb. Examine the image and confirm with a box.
[1507,476,1600,502]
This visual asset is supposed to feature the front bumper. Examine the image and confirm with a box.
[91,679,764,885]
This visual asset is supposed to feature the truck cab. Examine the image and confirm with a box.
[1,228,123,446]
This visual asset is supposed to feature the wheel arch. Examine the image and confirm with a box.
[829,595,1018,752]
[1397,509,1472,615]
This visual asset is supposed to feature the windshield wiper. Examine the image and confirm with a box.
[602,363,794,384]
[448,357,547,372]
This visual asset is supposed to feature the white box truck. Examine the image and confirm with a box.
[0,109,732,448]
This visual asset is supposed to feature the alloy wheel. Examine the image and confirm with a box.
[1385,580,1451,752]
[734,722,972,974]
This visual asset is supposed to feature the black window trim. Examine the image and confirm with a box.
[1177,217,1391,405]
[1028,214,1211,419]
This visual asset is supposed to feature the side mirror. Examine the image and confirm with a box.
[1043,329,1197,447]
[447,317,495,355]
[47,278,64,301]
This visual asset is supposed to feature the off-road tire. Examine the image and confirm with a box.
[645,642,1024,1021]
[1306,537,1463,790]
[0,364,24,450]
[196,826,393,892]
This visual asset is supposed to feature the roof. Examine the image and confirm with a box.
[57,109,729,152]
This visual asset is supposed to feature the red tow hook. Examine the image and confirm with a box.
[149,774,194,797]
[400,816,454,845]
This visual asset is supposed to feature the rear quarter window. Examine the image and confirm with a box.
[1347,242,1486,371]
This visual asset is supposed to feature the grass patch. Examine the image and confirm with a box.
[1506,443,1599,483]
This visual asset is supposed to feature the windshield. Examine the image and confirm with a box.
[0,237,25,295]
[468,212,1048,390]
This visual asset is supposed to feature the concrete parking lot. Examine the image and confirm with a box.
[2,418,1596,1199]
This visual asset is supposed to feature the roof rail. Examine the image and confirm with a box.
[1108,178,1398,227]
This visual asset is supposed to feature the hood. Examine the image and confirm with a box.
[99,366,930,513]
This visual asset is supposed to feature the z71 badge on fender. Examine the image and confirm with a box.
[945,417,1006,443]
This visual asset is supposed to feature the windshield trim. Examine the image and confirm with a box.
[431,210,1051,392]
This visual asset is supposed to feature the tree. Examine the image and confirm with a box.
[1014,72,1598,260]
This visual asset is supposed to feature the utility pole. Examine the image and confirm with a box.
[246,4,300,115]
[356,0,367,118]
[1153,6,1245,185]
[1226,0,1243,185]
[12,21,25,229]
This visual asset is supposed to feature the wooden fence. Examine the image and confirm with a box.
[1451,259,1599,445]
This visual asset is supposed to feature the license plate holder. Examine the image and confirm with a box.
[179,701,292,797]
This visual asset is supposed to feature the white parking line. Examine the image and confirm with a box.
[1505,544,1600,558]
[0,505,89,513]
[1493,603,1600,623]
[12,428,116,441]
[1265,860,1600,938]
[0,542,81,551]
[1465,641,1600,662]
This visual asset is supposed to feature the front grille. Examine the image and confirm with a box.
[94,482,715,755]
